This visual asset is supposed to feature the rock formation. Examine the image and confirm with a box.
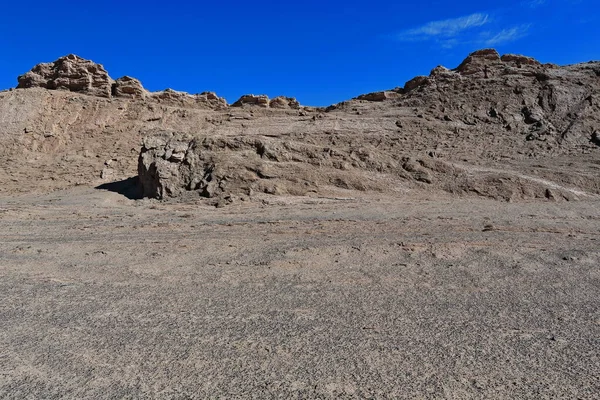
[136,49,600,203]
[3,49,599,201]
[231,94,270,107]
[269,96,300,109]
[356,91,400,102]
[15,54,228,108]
[454,48,502,76]
[150,89,228,108]
[17,54,114,98]
[112,76,147,98]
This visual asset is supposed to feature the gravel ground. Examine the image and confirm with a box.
[0,188,598,398]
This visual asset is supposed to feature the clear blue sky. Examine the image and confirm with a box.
[1,0,597,106]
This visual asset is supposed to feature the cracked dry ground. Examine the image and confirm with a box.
[0,188,598,398]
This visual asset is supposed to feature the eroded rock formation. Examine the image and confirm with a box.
[17,54,114,98]
[15,54,229,108]
[112,76,147,98]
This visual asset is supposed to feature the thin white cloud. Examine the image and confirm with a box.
[524,0,546,8]
[396,13,490,41]
[391,12,532,48]
[482,25,531,46]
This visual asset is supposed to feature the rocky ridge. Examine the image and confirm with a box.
[2,49,599,202]
[16,54,230,108]
[137,49,600,203]
[17,54,114,98]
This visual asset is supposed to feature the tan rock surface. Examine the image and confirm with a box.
[17,54,114,98]
[112,76,147,98]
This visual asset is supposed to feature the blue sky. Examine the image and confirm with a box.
[0,0,597,106]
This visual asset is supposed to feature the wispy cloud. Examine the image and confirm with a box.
[392,12,532,48]
[523,0,546,8]
[396,13,490,41]
[481,25,531,46]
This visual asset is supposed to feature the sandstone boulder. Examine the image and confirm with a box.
[17,54,114,98]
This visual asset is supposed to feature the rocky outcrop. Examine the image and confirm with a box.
[17,54,114,98]
[112,76,147,98]
[195,91,228,108]
[137,129,589,204]
[501,54,542,68]
[15,55,228,109]
[5,49,599,200]
[401,50,551,94]
[356,91,399,102]
[231,94,270,107]
[456,49,501,77]
[137,131,406,200]
[269,96,300,109]
[149,89,228,108]
[454,49,502,76]
[151,88,191,102]
[403,76,431,93]
[231,95,300,108]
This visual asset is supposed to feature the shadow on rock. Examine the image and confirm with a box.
[95,177,143,200]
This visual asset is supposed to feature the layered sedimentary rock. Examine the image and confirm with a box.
[112,76,147,98]
[15,54,228,108]
[17,54,114,98]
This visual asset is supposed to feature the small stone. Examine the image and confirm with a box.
[101,168,114,179]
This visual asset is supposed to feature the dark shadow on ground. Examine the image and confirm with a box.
[95,177,143,200]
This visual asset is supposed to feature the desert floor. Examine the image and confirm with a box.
[0,187,598,398]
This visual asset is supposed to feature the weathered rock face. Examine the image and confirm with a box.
[403,76,431,93]
[112,76,147,98]
[231,94,270,107]
[396,51,599,145]
[137,124,591,203]
[195,91,228,108]
[137,130,405,200]
[356,91,399,102]
[17,54,114,98]
[15,54,229,109]
[149,89,228,108]
[501,54,542,68]
[4,48,599,201]
[269,96,300,109]
[455,48,502,76]
[151,88,191,102]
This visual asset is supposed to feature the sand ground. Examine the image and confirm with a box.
[0,187,598,398]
